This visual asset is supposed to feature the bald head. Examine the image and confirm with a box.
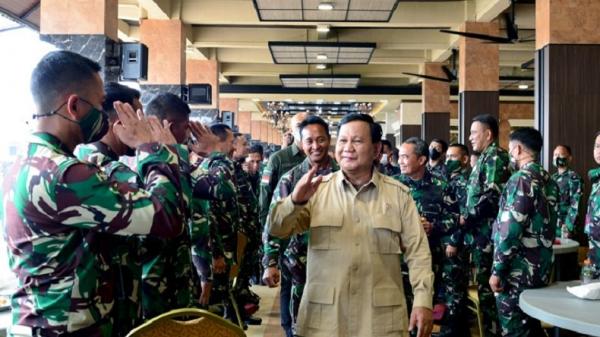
[291,112,309,146]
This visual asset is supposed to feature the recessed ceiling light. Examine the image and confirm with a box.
[518,84,529,89]
[252,98,260,102]
[379,99,388,103]
[316,64,327,70]
[316,54,328,60]
[298,101,305,104]
[315,82,325,87]
[318,2,334,11]
[348,99,356,102]
[334,101,341,105]
[316,25,330,33]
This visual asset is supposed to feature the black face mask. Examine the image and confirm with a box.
[429,148,441,161]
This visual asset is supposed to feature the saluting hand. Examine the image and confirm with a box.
[147,116,177,145]
[189,121,218,156]
[113,101,153,148]
[291,165,323,204]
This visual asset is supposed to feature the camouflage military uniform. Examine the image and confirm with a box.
[492,162,558,337]
[188,151,239,284]
[140,144,197,319]
[264,157,339,330]
[440,166,471,336]
[1,132,184,337]
[394,170,461,334]
[198,152,240,305]
[585,167,600,277]
[378,163,400,176]
[259,144,304,337]
[463,142,510,337]
[427,162,447,181]
[75,142,144,336]
[233,159,261,294]
[551,168,584,237]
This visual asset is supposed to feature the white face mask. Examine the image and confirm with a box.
[380,153,389,165]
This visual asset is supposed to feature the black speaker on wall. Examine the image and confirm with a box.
[120,43,148,80]
[185,84,212,104]
[222,111,235,128]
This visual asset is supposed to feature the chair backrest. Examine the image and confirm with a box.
[126,308,246,337]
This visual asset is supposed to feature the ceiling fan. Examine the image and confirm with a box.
[402,49,457,83]
[439,0,534,44]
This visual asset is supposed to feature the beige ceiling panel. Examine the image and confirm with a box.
[303,10,348,21]
[349,0,398,11]
[346,11,392,22]
[255,0,302,9]
[259,10,304,20]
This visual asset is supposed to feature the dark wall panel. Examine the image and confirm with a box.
[422,112,450,143]
[400,125,421,142]
[458,91,499,146]
[536,44,600,239]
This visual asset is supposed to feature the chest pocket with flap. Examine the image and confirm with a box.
[309,213,344,250]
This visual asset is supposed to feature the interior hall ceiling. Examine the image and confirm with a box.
[0,0,536,115]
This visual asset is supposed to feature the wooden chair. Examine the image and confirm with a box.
[126,308,246,337]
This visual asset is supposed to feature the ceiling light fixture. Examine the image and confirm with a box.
[316,64,327,70]
[315,82,325,87]
[316,54,328,60]
[318,2,334,11]
[518,84,529,89]
[317,25,330,33]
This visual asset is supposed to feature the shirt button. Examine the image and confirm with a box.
[354,242,359,247]
[352,265,358,271]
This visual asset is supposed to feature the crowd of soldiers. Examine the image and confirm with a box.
[1,50,600,337]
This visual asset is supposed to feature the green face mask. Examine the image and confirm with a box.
[77,104,109,143]
[445,159,461,173]
[553,157,568,168]
[589,167,600,183]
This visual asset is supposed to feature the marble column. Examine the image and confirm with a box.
[139,19,186,105]
[458,21,500,146]
[422,62,450,143]
[40,0,119,82]
[536,0,600,174]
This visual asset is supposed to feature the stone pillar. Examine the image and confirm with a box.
[40,0,120,82]
[536,0,600,176]
[399,102,422,142]
[139,19,186,105]
[187,59,219,110]
[458,21,500,146]
[422,63,450,143]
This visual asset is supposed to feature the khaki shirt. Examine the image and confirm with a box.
[269,170,434,337]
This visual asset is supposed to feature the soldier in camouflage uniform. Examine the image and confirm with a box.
[245,144,264,195]
[231,134,262,318]
[585,132,600,277]
[263,116,339,332]
[1,51,186,337]
[140,94,197,319]
[395,137,463,336]
[378,139,400,176]
[427,138,448,180]
[462,114,511,337]
[260,113,308,337]
[441,143,471,337]
[490,128,558,337]
[551,144,584,237]
[75,83,146,336]
[199,124,240,317]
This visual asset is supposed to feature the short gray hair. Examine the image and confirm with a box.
[403,137,429,159]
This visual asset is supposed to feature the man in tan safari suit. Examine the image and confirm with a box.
[269,113,434,337]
